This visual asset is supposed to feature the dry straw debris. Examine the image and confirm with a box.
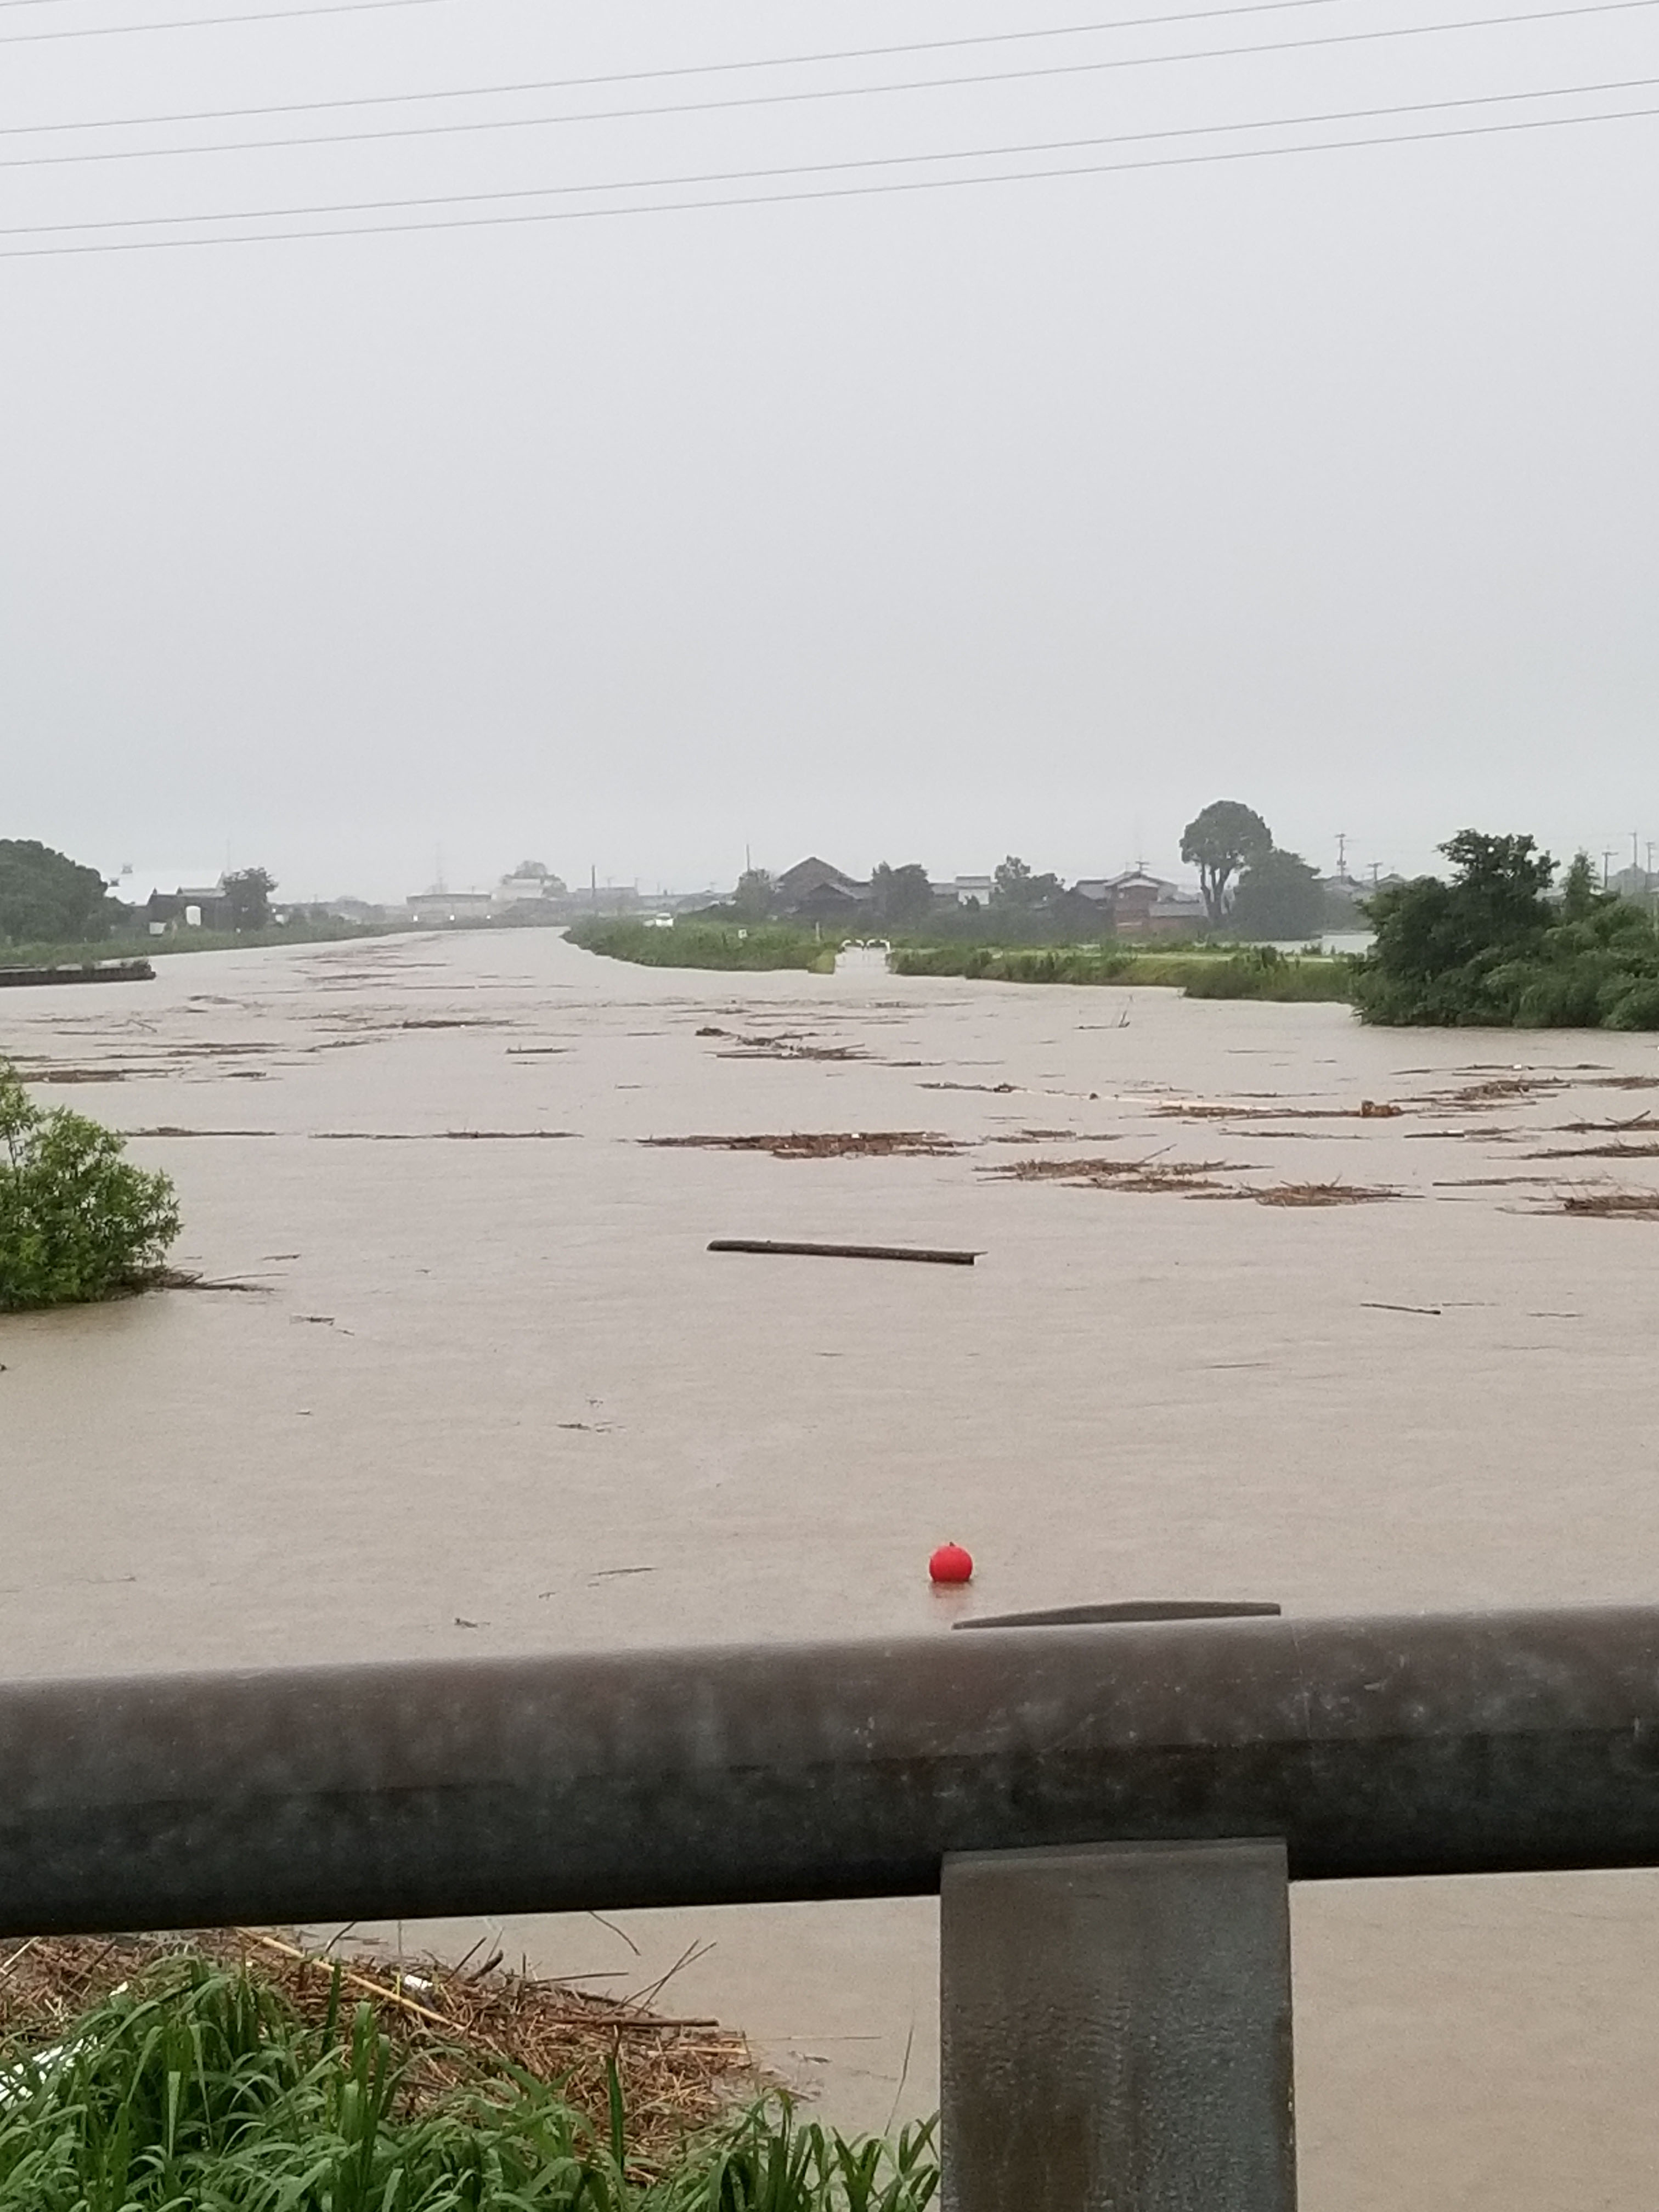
[988,1156,1237,1194]
[1250,1181,1401,1207]
[0,1930,757,2159]
[1553,1188,1659,1218]
[1154,1100,1404,1121]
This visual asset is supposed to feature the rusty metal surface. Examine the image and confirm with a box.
[941,1840,1295,2211]
[3,1606,1659,1933]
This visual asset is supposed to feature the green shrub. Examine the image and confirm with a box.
[568,919,837,973]
[1352,832,1659,1028]
[1605,978,1659,1030]
[1178,949,1350,1002]
[0,1065,180,1311]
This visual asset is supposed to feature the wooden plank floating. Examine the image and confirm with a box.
[0,959,155,989]
[708,1237,979,1267]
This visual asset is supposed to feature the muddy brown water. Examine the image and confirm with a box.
[4,929,1659,2204]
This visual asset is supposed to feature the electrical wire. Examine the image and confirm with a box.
[7,67,1655,234]
[0,0,447,43]
[2,0,1351,136]
[2,86,1653,258]
[4,0,1656,169]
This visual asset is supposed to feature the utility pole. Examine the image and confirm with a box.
[1336,832,1348,879]
[1369,861,1381,890]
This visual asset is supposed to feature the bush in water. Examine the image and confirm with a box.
[0,1065,180,1311]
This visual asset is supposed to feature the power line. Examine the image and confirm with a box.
[2,88,1654,257]
[1,0,1349,136]
[8,67,1655,238]
[5,0,1656,170]
[0,0,446,43]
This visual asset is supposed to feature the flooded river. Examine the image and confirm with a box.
[4,927,1659,2205]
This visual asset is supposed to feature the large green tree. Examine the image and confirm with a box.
[732,868,776,918]
[1180,803,1272,925]
[0,841,112,944]
[1229,849,1323,941]
[870,861,934,927]
[991,855,1060,909]
[223,867,275,931]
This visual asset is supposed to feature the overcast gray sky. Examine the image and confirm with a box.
[3,0,1656,900]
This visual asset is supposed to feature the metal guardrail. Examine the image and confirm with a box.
[5,1605,1659,2209]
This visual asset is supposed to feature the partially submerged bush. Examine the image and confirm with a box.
[0,1065,180,1311]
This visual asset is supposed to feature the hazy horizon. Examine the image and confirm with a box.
[5,0,1656,905]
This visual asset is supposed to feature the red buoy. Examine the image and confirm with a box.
[929,1543,974,1585]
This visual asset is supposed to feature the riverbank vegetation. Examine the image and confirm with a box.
[0,840,114,944]
[889,943,1349,1000]
[0,1944,939,2211]
[1353,834,1659,1028]
[572,919,1350,1001]
[0,1066,180,1310]
[568,918,840,972]
[0,917,413,971]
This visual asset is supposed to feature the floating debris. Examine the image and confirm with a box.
[644,1131,962,1159]
[1155,1101,1403,1121]
[1554,1188,1659,1218]
[1528,1141,1659,1160]
[311,1130,579,1142]
[715,1040,867,1062]
[709,1238,978,1266]
[988,1156,1237,1195]
[1252,1181,1402,1207]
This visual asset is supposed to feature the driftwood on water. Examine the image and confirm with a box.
[709,1238,979,1266]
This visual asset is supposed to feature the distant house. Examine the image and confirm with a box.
[107,868,227,931]
[942,875,995,907]
[317,897,389,924]
[405,889,495,927]
[776,856,869,921]
[493,863,569,910]
[1071,870,1204,938]
[145,878,237,932]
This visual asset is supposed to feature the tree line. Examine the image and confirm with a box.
[0,843,278,945]
[733,801,1339,940]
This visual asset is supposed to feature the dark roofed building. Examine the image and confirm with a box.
[776,856,869,921]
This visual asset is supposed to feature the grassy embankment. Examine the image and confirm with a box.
[567,918,843,973]
[0,919,414,969]
[569,918,1351,1002]
[0,1955,937,2211]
